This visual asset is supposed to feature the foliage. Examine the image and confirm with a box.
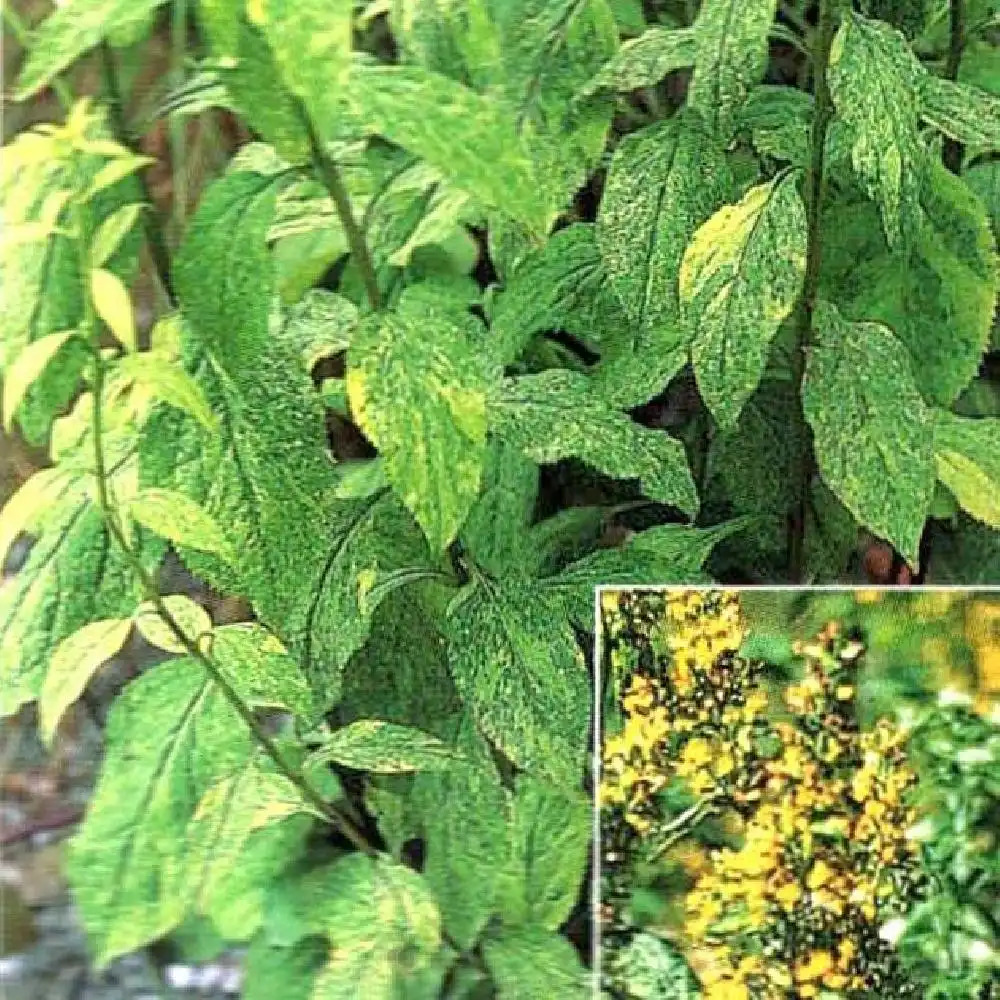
[598,589,1000,999]
[2,0,1000,996]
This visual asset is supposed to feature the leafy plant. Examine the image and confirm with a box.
[1,0,999,996]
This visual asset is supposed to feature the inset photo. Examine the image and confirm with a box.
[595,588,1000,1000]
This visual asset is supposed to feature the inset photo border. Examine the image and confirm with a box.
[592,586,1000,1000]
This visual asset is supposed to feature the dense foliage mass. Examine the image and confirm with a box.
[1,0,999,996]
[598,590,1000,999]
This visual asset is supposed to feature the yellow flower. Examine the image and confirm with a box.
[795,950,834,982]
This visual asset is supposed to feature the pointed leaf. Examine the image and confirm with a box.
[542,521,749,627]
[802,302,934,567]
[134,595,212,654]
[90,268,136,352]
[15,0,171,100]
[445,578,589,785]
[828,12,928,247]
[308,720,460,774]
[932,411,1000,529]
[688,0,778,140]
[595,113,730,406]
[0,467,72,570]
[490,223,629,366]
[920,76,1000,150]
[128,488,234,560]
[347,308,489,552]
[681,171,808,427]
[491,370,698,517]
[39,617,132,746]
[582,26,696,96]
[84,155,157,201]
[308,854,442,999]
[482,927,588,1000]
[2,330,79,432]
[348,63,548,234]
[115,353,218,431]
[66,658,253,966]
[737,85,814,166]
[90,203,145,268]
[496,778,590,930]
[412,720,508,951]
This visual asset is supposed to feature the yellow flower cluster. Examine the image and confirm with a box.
[686,629,924,1000]
[600,591,766,835]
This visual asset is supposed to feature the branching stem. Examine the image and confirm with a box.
[75,200,373,856]
[788,0,840,583]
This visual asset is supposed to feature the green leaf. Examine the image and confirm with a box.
[681,171,807,427]
[604,932,700,999]
[187,751,323,932]
[737,85,814,167]
[1,114,140,443]
[2,330,79,433]
[347,308,489,552]
[90,203,146,268]
[582,26,696,96]
[210,623,317,721]
[90,268,136,352]
[83,155,157,201]
[133,595,211,653]
[174,170,287,376]
[38,617,132,746]
[412,720,508,951]
[541,521,748,628]
[308,720,460,774]
[282,289,358,369]
[115,353,218,432]
[140,338,428,711]
[828,12,928,247]
[444,577,588,785]
[460,443,539,577]
[15,0,171,100]
[802,301,934,567]
[490,370,699,517]
[920,75,1000,150]
[66,657,253,967]
[484,0,619,212]
[251,0,354,145]
[688,0,778,140]
[128,488,234,561]
[347,63,548,234]
[0,454,161,717]
[195,2,312,163]
[482,927,588,999]
[820,163,997,407]
[489,223,629,366]
[932,411,1000,529]
[0,467,72,570]
[496,778,590,930]
[595,112,730,406]
[244,937,325,1000]
[309,854,443,1000]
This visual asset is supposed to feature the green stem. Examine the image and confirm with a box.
[98,43,177,307]
[75,200,371,855]
[2,4,73,109]
[302,112,383,312]
[788,0,840,584]
[169,0,188,240]
[646,797,719,862]
[943,0,966,172]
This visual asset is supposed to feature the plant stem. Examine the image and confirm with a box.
[943,0,966,172]
[76,201,372,854]
[646,797,719,862]
[98,43,177,307]
[169,0,189,240]
[788,0,840,583]
[302,113,383,312]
